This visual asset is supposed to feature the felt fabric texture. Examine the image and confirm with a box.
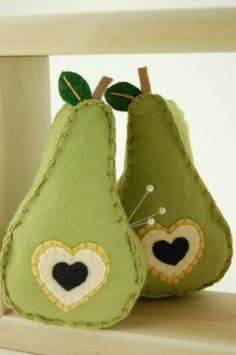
[118,93,232,298]
[165,100,193,162]
[153,238,189,265]
[59,72,92,106]
[139,219,204,284]
[105,82,141,112]
[32,241,110,312]
[52,262,88,290]
[0,100,147,328]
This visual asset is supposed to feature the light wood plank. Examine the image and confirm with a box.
[0,291,235,354]
[0,57,51,316]
[0,8,236,55]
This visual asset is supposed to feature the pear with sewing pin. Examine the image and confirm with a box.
[105,67,232,298]
[0,71,146,328]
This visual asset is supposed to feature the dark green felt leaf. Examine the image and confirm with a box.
[105,82,141,111]
[59,71,92,106]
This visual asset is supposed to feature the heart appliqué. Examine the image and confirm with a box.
[152,238,189,266]
[138,219,204,284]
[32,241,109,312]
[52,262,88,291]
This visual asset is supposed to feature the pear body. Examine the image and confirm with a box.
[118,93,232,297]
[0,100,146,327]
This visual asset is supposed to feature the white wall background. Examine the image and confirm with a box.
[50,53,236,294]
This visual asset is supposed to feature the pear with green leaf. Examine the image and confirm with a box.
[0,72,146,328]
[105,67,232,298]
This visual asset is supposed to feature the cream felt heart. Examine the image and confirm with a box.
[138,219,204,284]
[32,241,109,312]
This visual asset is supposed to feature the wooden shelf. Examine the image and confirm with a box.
[0,7,236,56]
[0,291,235,355]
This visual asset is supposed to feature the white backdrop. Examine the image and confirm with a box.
[50,53,236,293]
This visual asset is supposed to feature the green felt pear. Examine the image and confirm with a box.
[0,72,146,328]
[105,67,232,298]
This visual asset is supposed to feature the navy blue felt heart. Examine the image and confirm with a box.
[152,237,189,265]
[52,262,88,291]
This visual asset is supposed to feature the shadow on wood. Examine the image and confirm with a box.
[0,291,235,355]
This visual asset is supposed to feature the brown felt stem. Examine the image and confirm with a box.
[138,67,151,93]
[93,76,113,99]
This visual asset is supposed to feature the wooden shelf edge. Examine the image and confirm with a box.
[0,7,236,55]
[0,291,236,355]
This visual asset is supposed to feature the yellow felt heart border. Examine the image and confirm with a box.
[138,219,205,284]
[32,240,110,312]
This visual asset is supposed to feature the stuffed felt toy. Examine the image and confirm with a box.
[105,67,232,298]
[0,72,146,328]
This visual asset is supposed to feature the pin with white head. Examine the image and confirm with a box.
[127,184,155,223]
[128,184,166,228]
[147,218,155,226]
[130,207,166,228]
[146,184,154,193]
